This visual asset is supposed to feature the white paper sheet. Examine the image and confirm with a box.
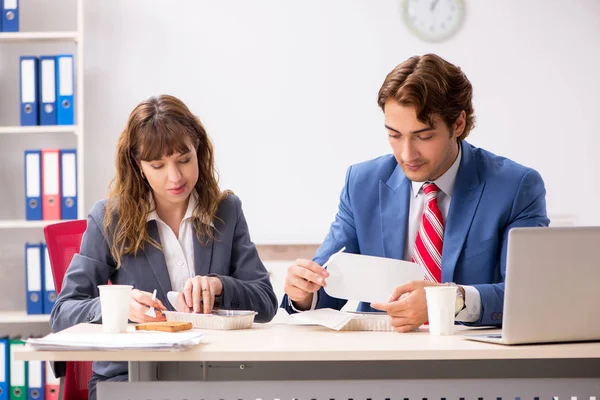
[290,309,395,331]
[26,329,204,351]
[290,309,356,331]
[323,252,425,303]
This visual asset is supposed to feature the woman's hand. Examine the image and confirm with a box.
[128,289,167,323]
[183,275,224,314]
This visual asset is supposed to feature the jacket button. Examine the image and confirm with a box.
[232,301,240,309]
[491,312,498,320]
[497,313,503,320]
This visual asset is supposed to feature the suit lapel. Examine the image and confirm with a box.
[193,220,214,277]
[144,220,172,299]
[380,165,411,260]
[442,141,485,282]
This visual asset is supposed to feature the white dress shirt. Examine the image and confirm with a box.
[147,193,197,292]
[293,146,483,322]
[406,145,481,322]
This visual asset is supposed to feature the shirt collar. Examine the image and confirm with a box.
[411,143,462,198]
[146,191,199,223]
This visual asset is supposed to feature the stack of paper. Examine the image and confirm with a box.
[26,330,204,351]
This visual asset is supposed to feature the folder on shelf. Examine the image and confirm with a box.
[20,57,39,126]
[43,363,58,400]
[27,361,43,400]
[41,149,61,221]
[59,149,77,220]
[1,0,19,32]
[56,55,74,126]
[9,339,26,400]
[25,243,43,315]
[42,245,56,315]
[0,337,8,400]
[24,150,42,221]
[39,57,57,126]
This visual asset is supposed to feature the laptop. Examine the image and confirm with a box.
[463,226,600,345]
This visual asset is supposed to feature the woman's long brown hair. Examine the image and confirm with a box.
[104,95,226,266]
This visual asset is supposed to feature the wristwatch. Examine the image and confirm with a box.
[446,282,465,316]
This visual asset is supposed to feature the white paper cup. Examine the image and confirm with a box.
[424,286,456,335]
[98,285,133,333]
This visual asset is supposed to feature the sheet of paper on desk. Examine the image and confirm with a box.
[323,252,424,303]
[290,309,356,331]
[290,309,394,331]
[26,330,204,351]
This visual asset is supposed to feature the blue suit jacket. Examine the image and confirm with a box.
[282,141,549,326]
[50,193,277,379]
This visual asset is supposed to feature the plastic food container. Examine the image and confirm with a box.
[340,312,394,331]
[164,310,256,330]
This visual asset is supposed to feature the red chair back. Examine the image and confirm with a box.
[44,220,93,400]
[44,220,87,293]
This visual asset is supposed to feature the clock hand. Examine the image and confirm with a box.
[430,0,440,12]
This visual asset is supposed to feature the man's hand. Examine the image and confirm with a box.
[283,259,329,311]
[371,280,443,333]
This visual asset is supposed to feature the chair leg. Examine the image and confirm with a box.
[58,377,65,400]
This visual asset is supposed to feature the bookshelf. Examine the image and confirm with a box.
[0,220,64,229]
[0,311,50,324]
[0,125,77,135]
[0,31,79,42]
[0,0,85,331]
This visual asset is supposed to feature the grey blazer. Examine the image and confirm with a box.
[50,193,277,379]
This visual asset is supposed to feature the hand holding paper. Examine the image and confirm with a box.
[283,255,333,311]
[319,251,445,333]
[323,252,425,304]
[371,280,441,333]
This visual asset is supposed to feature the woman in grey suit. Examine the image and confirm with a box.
[50,94,278,399]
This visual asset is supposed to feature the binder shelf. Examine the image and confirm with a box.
[0,311,50,324]
[0,125,77,135]
[0,31,79,42]
[0,220,63,229]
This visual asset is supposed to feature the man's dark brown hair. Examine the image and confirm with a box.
[377,54,475,140]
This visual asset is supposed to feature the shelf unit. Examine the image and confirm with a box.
[0,311,50,324]
[0,220,64,229]
[0,125,77,135]
[0,0,84,330]
[0,31,79,42]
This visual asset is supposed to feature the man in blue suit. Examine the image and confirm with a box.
[281,54,549,331]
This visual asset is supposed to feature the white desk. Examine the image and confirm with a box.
[16,322,600,400]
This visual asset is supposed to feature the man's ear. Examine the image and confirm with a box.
[453,110,467,138]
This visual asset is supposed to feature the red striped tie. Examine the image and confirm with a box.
[412,182,444,283]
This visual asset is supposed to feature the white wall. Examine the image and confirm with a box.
[77,0,599,243]
[0,2,599,310]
